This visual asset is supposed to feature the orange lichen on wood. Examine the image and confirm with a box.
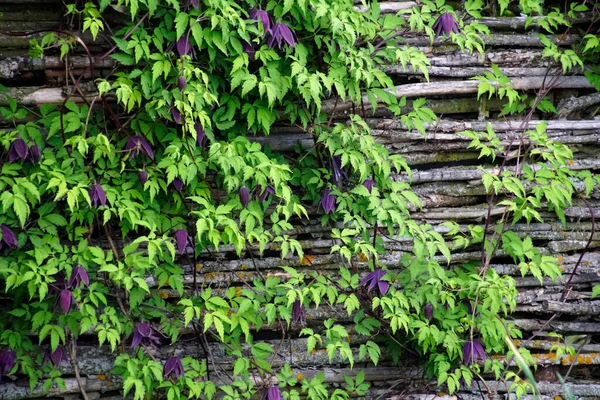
[301,255,315,265]
[358,253,369,262]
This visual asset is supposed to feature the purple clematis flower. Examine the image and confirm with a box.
[255,185,275,202]
[248,8,272,35]
[182,0,199,9]
[28,144,42,164]
[131,323,161,349]
[171,108,182,124]
[176,35,192,57]
[195,122,207,147]
[0,225,18,249]
[239,186,250,208]
[68,265,90,289]
[174,229,190,254]
[330,156,344,185]
[424,303,434,321]
[59,289,74,314]
[124,136,154,160]
[265,386,283,400]
[172,178,184,192]
[360,269,389,296]
[291,299,306,325]
[8,137,28,162]
[432,13,460,37]
[319,189,336,214]
[463,339,487,365]
[163,356,185,380]
[242,41,256,61]
[267,23,297,49]
[363,178,375,193]
[44,346,66,367]
[178,76,187,91]
[89,183,107,208]
[0,350,16,382]
[138,170,148,185]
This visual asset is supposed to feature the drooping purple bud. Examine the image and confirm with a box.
[172,178,184,192]
[59,289,74,314]
[171,108,182,124]
[89,183,107,208]
[239,186,250,208]
[8,137,28,162]
[0,225,18,249]
[131,323,161,349]
[28,144,42,164]
[255,185,275,202]
[432,13,460,37]
[291,299,306,325]
[330,156,344,185]
[163,357,185,380]
[265,386,283,400]
[424,303,434,321]
[182,0,199,9]
[178,76,187,91]
[124,136,154,160]
[174,229,189,254]
[138,170,148,185]
[360,269,389,296]
[68,265,90,289]
[363,178,375,193]
[176,35,192,57]
[242,41,256,61]
[195,122,207,147]
[0,350,16,381]
[463,339,487,365]
[44,346,65,367]
[267,23,298,49]
[319,189,336,214]
[248,8,272,35]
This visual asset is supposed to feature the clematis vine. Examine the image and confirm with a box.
[131,323,161,349]
[138,170,148,185]
[163,356,185,380]
[424,303,434,321]
[0,225,18,250]
[174,229,190,254]
[171,107,182,124]
[330,156,345,185]
[58,289,74,314]
[239,186,250,208]
[0,350,16,382]
[182,0,199,9]
[463,339,487,365]
[172,178,184,192]
[176,35,192,57]
[432,13,460,37]
[124,135,154,160]
[28,144,41,164]
[363,178,375,193]
[265,386,283,400]
[267,23,297,49]
[89,183,107,208]
[44,346,66,367]
[248,8,272,34]
[255,184,275,202]
[360,269,390,296]
[8,137,28,162]
[195,122,207,147]
[178,76,187,91]
[242,41,256,61]
[291,299,306,324]
[319,189,336,214]
[68,265,90,289]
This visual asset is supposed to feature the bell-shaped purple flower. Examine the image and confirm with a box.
[195,122,207,147]
[178,76,187,91]
[171,108,182,124]
[124,135,154,160]
[8,137,28,162]
[59,289,74,314]
[68,265,90,289]
[319,189,336,214]
[255,184,275,202]
[267,23,297,49]
[291,299,306,324]
[174,229,190,254]
[432,13,460,37]
[176,35,192,57]
[248,8,272,34]
[28,144,42,164]
[172,178,184,192]
[163,356,185,380]
[360,269,389,296]
[131,323,161,349]
[138,170,148,185]
[330,156,344,185]
[424,303,434,321]
[463,339,487,365]
[242,41,256,61]
[89,183,107,208]
[0,225,18,249]
[0,350,16,381]
[265,386,283,400]
[44,346,66,367]
[239,186,250,208]
[363,178,375,193]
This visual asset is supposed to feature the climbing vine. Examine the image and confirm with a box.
[0,0,599,399]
